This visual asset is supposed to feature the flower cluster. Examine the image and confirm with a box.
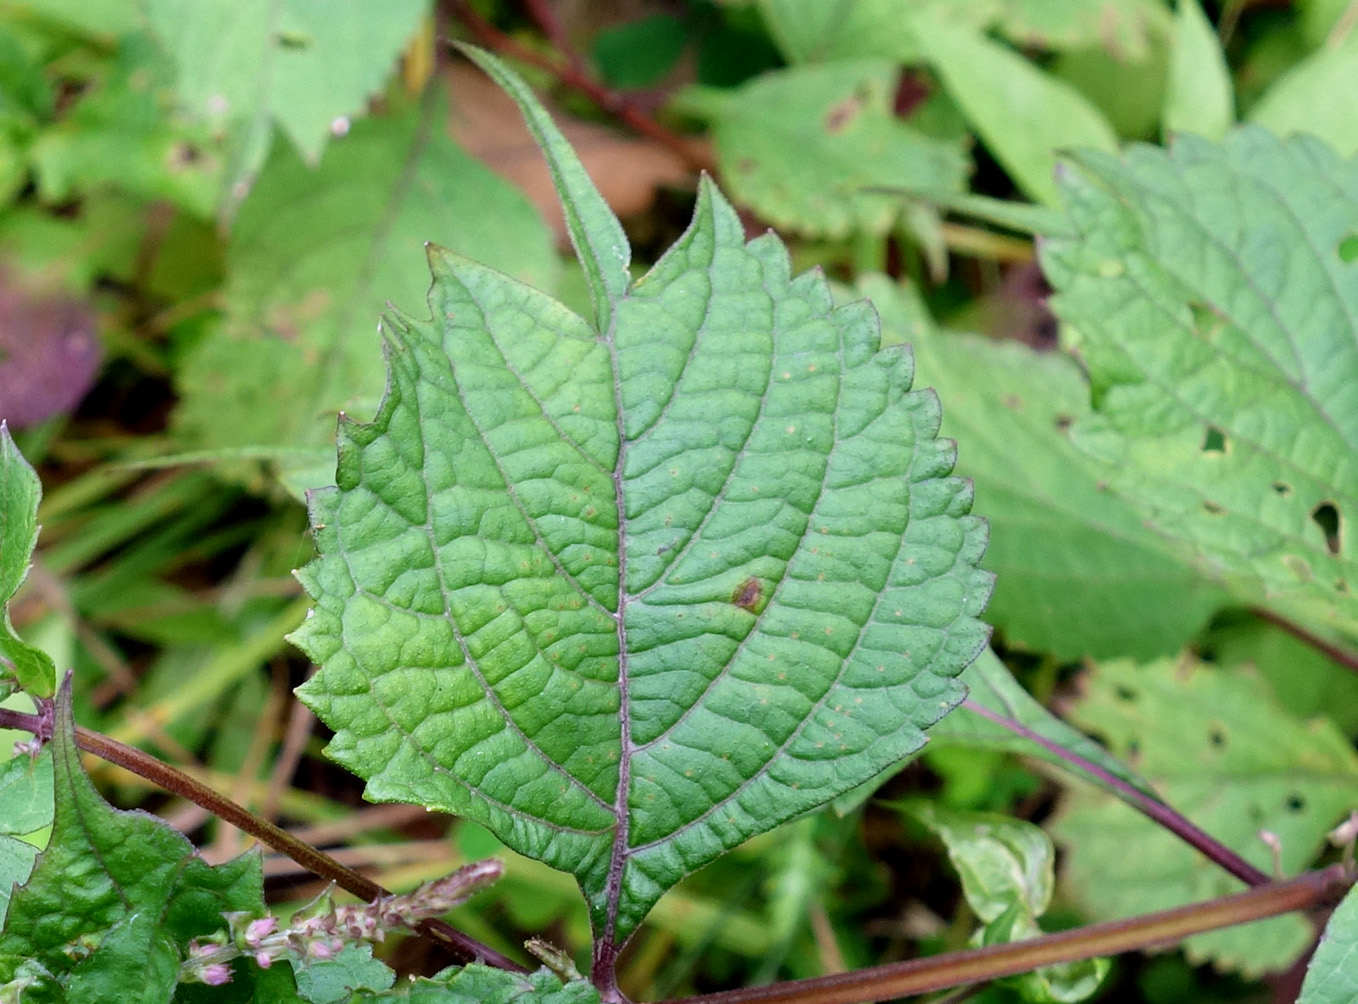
[180,859,503,986]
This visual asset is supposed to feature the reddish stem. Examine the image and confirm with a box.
[450,0,714,174]
[0,706,528,973]
[1253,606,1358,677]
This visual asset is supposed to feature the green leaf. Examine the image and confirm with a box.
[860,275,1227,659]
[912,803,1109,1003]
[684,60,969,240]
[353,964,601,1003]
[1299,881,1358,1004]
[1050,657,1358,974]
[145,0,428,207]
[932,648,1159,803]
[29,34,219,217]
[173,97,559,493]
[1041,128,1358,637]
[0,686,286,1001]
[292,47,991,966]
[0,748,52,926]
[0,424,54,699]
[1163,0,1233,141]
[592,15,687,90]
[293,944,395,1003]
[1248,34,1358,157]
[911,12,1118,206]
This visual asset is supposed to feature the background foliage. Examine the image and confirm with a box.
[1,1,1357,1002]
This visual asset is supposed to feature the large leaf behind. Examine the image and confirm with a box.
[1051,658,1358,974]
[1042,128,1358,638]
[174,98,559,492]
[292,49,991,961]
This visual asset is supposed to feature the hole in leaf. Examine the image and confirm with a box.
[1208,727,1226,749]
[1201,426,1227,453]
[1340,233,1358,263]
[1312,501,1341,555]
[1203,501,1224,515]
[1272,482,1292,496]
[1055,414,1073,432]
[1114,685,1136,702]
[1338,580,1350,595]
[1286,794,1305,813]
[1189,301,1225,340]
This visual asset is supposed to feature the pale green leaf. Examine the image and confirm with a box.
[1042,128,1358,637]
[1249,35,1358,157]
[686,60,969,240]
[292,49,991,965]
[1164,0,1234,141]
[755,0,945,63]
[912,804,1107,1003]
[353,964,601,1003]
[293,944,395,1003]
[1299,882,1358,1004]
[911,13,1118,206]
[145,0,427,200]
[1051,658,1358,974]
[861,275,1228,659]
[0,748,51,926]
[0,425,54,698]
[174,99,559,493]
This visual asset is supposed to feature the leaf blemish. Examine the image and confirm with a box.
[732,576,763,611]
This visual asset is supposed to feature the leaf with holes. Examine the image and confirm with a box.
[1042,128,1358,639]
[290,47,991,992]
[1050,658,1358,975]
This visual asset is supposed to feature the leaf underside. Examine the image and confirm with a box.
[292,49,991,952]
[1041,128,1358,638]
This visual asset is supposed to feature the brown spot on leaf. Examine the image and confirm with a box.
[824,92,865,133]
[732,576,762,611]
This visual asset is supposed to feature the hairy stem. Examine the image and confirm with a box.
[0,707,528,973]
[961,698,1271,887]
[658,865,1351,1004]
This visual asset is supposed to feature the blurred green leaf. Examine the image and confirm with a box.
[863,275,1227,659]
[1051,658,1358,974]
[1248,34,1358,156]
[173,96,559,493]
[1163,0,1233,141]
[1298,881,1358,1004]
[0,425,54,698]
[29,34,218,216]
[686,60,969,239]
[911,12,1118,205]
[0,747,51,926]
[593,14,687,89]
[145,0,428,207]
[1042,129,1358,638]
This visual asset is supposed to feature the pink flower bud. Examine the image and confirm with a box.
[202,964,233,986]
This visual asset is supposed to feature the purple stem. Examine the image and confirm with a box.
[961,698,1271,887]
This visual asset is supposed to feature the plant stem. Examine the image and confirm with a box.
[0,707,528,974]
[1252,607,1358,677]
[658,865,1351,1004]
[449,0,713,174]
[961,699,1271,888]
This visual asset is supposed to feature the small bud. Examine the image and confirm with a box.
[201,964,233,986]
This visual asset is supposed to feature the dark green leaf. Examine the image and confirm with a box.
[0,685,283,1001]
